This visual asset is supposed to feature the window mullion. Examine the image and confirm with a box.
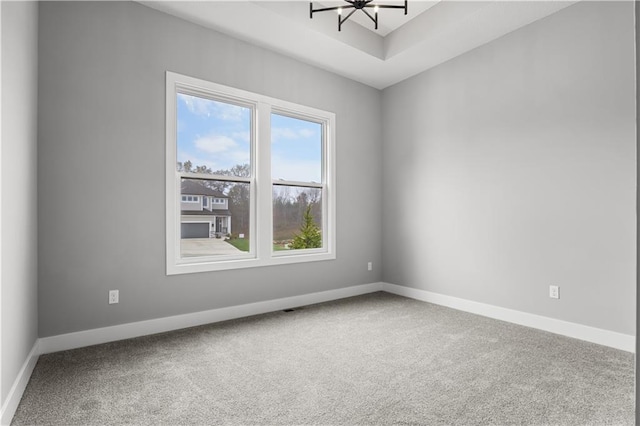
[256,102,273,261]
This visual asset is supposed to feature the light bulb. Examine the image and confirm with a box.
[338,7,342,15]
[374,5,379,13]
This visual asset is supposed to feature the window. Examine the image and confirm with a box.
[272,113,323,252]
[166,72,335,274]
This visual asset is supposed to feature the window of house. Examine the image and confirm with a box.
[203,197,208,207]
[166,72,335,274]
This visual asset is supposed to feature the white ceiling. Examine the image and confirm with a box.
[139,0,578,89]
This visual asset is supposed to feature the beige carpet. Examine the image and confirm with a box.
[12,292,634,425]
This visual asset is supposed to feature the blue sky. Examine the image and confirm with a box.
[177,94,322,182]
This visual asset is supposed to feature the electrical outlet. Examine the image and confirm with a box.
[109,290,119,304]
[549,285,559,299]
[367,262,372,271]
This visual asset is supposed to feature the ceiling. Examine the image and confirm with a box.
[139,0,578,90]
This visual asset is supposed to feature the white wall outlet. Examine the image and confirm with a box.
[109,289,119,304]
[549,285,559,299]
[367,262,372,271]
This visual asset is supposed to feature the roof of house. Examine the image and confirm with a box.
[181,209,231,217]
[181,180,227,198]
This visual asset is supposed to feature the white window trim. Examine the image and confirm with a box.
[182,195,199,203]
[166,71,336,275]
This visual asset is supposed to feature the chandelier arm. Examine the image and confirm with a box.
[311,5,344,14]
[338,8,358,31]
[310,3,356,19]
[360,8,377,25]
[340,8,358,23]
[344,8,357,19]
[372,0,408,14]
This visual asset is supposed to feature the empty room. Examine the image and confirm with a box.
[1,0,637,424]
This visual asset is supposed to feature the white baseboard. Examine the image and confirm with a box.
[0,340,40,426]
[39,282,384,354]
[382,282,635,353]
[38,280,635,354]
[3,281,633,425]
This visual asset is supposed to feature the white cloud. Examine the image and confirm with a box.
[179,94,246,121]
[272,155,321,183]
[271,127,317,143]
[194,135,237,154]
[215,103,245,121]
[272,127,297,141]
[179,134,250,172]
[232,131,251,143]
[299,128,315,139]
[180,95,213,117]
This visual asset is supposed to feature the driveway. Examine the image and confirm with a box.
[181,238,243,257]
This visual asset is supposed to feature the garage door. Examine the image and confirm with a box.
[181,223,209,239]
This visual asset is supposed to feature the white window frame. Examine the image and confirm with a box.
[166,71,336,275]
[182,195,199,203]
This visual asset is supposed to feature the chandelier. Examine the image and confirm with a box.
[310,1,408,32]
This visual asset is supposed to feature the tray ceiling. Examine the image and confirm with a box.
[139,0,577,89]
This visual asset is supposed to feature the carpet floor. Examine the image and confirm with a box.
[11,292,634,425]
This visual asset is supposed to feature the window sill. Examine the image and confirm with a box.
[166,251,336,275]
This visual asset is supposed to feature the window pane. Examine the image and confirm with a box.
[177,93,251,178]
[273,185,322,251]
[180,178,250,257]
[271,113,322,183]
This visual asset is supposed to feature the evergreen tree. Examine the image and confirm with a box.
[290,205,322,249]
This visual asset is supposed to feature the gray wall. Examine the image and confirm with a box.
[37,1,383,337]
[1,0,39,405]
[381,1,636,335]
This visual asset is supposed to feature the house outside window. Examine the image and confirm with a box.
[166,72,336,274]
